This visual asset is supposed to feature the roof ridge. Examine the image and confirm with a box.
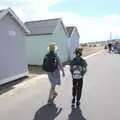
[66,26,76,28]
[25,18,61,24]
[0,8,30,34]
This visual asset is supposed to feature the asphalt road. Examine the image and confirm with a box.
[0,52,120,120]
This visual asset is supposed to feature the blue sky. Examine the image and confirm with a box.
[50,0,120,42]
[50,0,120,17]
[49,0,120,17]
[0,0,120,42]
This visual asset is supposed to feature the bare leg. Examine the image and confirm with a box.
[48,83,56,100]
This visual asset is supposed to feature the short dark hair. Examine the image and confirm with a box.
[75,48,83,56]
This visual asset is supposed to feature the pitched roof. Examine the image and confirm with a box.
[66,26,80,37]
[25,18,68,36]
[0,8,30,34]
[25,19,58,35]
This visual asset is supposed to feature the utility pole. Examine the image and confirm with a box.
[110,32,112,41]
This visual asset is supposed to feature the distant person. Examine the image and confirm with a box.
[108,43,112,52]
[42,42,65,104]
[104,45,107,49]
[70,48,87,107]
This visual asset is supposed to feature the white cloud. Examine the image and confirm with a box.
[1,0,120,42]
[0,0,63,20]
[39,12,120,42]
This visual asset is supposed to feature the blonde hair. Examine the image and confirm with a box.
[48,42,58,51]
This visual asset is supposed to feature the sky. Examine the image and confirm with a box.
[0,0,120,43]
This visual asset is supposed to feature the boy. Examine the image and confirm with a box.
[70,48,87,107]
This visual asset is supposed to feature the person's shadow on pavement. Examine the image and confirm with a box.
[68,106,86,120]
[33,103,62,120]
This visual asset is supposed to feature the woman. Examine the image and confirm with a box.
[43,42,65,104]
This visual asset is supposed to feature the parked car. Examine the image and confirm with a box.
[113,43,120,54]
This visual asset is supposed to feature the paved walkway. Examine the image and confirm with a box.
[0,51,120,120]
